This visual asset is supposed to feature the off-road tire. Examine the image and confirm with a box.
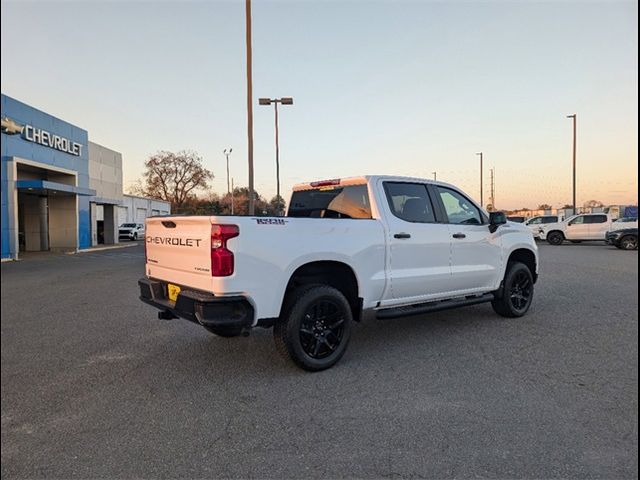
[491,261,534,318]
[274,285,352,371]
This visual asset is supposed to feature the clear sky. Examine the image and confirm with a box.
[1,0,637,209]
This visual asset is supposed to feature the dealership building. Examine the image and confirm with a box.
[1,94,170,260]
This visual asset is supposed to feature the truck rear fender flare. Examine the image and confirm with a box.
[279,260,362,321]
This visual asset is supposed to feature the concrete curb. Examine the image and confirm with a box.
[71,243,140,254]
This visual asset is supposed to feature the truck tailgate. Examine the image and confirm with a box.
[145,216,214,288]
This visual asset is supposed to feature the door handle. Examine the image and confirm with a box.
[394,233,411,239]
[452,233,466,239]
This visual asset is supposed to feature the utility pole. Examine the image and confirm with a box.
[490,168,495,210]
[245,0,255,215]
[567,114,577,214]
[432,171,437,181]
[476,152,483,207]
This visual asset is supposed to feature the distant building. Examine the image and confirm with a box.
[1,94,170,260]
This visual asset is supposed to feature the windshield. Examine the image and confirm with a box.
[121,223,137,228]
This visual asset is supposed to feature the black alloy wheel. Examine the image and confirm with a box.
[508,269,533,313]
[299,299,346,360]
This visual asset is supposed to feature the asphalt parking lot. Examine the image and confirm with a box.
[1,243,637,479]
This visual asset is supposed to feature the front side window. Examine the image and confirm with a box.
[528,217,542,225]
[383,182,436,223]
[288,184,372,219]
[437,187,482,225]
[569,216,585,225]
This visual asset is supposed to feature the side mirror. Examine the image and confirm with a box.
[489,211,507,233]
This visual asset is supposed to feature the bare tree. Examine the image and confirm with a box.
[538,204,552,210]
[583,199,604,208]
[132,150,214,210]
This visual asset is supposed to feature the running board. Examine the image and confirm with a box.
[376,293,495,320]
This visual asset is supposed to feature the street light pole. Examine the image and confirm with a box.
[476,152,483,207]
[432,171,437,181]
[567,114,577,213]
[259,97,293,215]
[245,0,255,215]
[223,148,232,197]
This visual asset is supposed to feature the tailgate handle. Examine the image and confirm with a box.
[161,221,177,228]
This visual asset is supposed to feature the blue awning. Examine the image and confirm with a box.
[16,180,96,196]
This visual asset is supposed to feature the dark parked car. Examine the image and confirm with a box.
[605,228,638,250]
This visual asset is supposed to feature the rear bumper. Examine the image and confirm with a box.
[138,278,254,329]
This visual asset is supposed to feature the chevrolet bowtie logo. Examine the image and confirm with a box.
[1,117,25,135]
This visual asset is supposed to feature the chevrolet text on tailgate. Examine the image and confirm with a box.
[139,175,539,371]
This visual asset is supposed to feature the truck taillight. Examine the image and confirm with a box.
[211,224,239,276]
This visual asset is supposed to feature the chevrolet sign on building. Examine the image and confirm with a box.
[1,116,83,156]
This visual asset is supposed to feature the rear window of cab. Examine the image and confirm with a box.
[288,185,372,219]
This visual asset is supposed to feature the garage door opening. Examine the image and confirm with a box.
[16,164,79,253]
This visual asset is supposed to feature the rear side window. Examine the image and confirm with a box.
[288,185,372,219]
[585,215,607,224]
[383,182,436,223]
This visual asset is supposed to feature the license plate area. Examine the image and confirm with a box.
[167,283,181,302]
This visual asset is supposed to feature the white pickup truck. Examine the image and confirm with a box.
[538,213,615,245]
[139,176,539,371]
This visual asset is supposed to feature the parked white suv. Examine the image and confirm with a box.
[138,176,539,371]
[539,213,613,245]
[525,215,560,238]
[118,223,145,241]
